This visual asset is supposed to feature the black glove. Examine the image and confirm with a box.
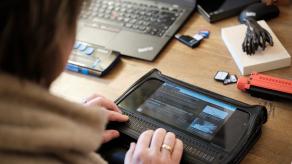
[242,18,273,55]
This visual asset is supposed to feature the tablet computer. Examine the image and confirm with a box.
[118,79,249,149]
[99,69,267,164]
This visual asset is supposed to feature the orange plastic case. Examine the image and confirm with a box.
[237,72,292,95]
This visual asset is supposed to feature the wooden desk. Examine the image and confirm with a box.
[51,6,292,164]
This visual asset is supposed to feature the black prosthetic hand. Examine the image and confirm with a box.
[239,3,279,55]
[242,18,273,55]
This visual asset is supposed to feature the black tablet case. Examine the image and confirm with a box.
[98,69,267,164]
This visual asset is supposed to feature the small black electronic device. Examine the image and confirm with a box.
[239,3,280,23]
[175,34,203,48]
[98,69,267,164]
[197,0,260,23]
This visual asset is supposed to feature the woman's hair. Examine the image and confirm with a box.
[0,0,85,87]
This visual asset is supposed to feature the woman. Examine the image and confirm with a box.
[0,0,183,164]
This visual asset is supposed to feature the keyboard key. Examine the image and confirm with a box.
[74,42,81,49]
[78,44,87,51]
[92,58,101,68]
[85,47,95,55]
[138,26,146,31]
[125,23,133,28]
[81,0,183,37]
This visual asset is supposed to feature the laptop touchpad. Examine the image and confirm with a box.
[77,27,116,46]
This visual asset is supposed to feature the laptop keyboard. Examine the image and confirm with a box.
[81,0,184,37]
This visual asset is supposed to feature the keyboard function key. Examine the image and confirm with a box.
[78,43,87,51]
[74,41,81,49]
[85,47,95,55]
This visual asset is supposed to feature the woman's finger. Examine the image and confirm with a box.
[161,132,176,158]
[135,130,154,151]
[82,94,103,103]
[125,142,136,164]
[171,139,184,162]
[107,110,129,122]
[84,96,121,113]
[150,128,166,153]
[97,97,121,113]
[102,130,120,143]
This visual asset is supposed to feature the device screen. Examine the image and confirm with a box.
[118,79,249,150]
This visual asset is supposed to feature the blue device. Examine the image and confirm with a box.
[66,41,120,77]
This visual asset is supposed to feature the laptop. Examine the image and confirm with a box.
[77,0,197,61]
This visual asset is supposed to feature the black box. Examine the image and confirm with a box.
[197,0,260,23]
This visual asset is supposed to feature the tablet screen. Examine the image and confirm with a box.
[118,79,249,149]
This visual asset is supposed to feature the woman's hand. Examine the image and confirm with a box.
[125,128,183,164]
[83,94,129,143]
